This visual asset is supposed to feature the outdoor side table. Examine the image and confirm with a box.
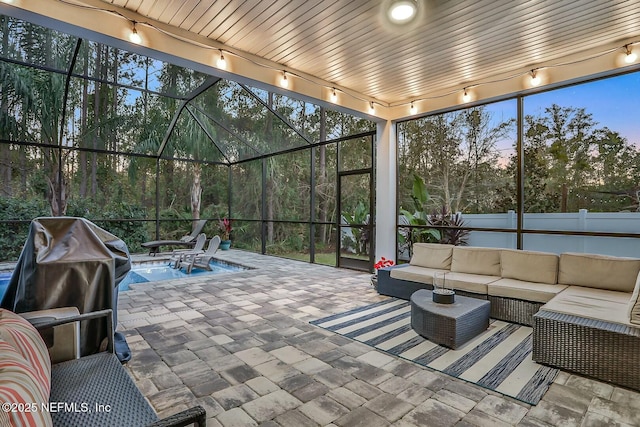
[410,289,490,349]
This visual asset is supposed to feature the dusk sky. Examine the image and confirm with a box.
[484,71,640,158]
[524,72,640,146]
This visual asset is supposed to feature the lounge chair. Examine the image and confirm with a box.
[168,233,206,268]
[179,235,221,274]
[141,219,207,255]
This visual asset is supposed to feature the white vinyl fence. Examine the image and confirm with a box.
[400,210,640,258]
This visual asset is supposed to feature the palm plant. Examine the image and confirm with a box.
[399,173,440,256]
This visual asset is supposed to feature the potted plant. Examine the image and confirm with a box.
[219,218,233,250]
[372,257,395,289]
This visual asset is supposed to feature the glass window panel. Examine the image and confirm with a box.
[325,110,376,140]
[192,81,310,161]
[265,222,310,262]
[0,17,76,71]
[164,112,227,163]
[187,106,249,163]
[466,231,516,249]
[247,87,319,141]
[339,136,372,171]
[314,225,336,266]
[231,160,261,220]
[0,144,50,261]
[523,233,640,258]
[157,158,208,227]
[314,145,337,256]
[266,151,310,221]
[72,43,209,96]
[396,101,517,254]
[339,225,370,260]
[232,220,261,253]
[523,73,640,222]
[340,174,370,224]
[201,164,229,220]
[340,173,371,259]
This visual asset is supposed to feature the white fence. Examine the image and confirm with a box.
[401,210,640,258]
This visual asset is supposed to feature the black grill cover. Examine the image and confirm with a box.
[1,217,131,359]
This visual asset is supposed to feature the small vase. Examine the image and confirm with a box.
[220,240,231,250]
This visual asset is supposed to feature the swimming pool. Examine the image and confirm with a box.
[118,260,248,290]
[0,259,248,298]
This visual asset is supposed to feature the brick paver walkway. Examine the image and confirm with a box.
[118,250,640,427]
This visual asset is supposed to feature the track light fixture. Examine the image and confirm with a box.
[530,69,541,87]
[280,71,289,88]
[329,88,337,103]
[129,21,141,44]
[410,101,417,114]
[368,101,375,114]
[624,44,637,64]
[217,50,227,69]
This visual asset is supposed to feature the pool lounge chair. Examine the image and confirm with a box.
[168,233,207,268]
[179,235,221,274]
[141,219,207,255]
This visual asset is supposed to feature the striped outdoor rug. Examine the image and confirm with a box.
[310,298,558,405]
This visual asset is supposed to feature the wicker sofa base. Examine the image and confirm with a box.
[533,310,640,391]
[489,296,543,327]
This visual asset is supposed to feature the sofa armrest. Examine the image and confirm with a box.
[378,264,408,278]
[147,405,207,427]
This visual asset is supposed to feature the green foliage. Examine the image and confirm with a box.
[65,199,149,254]
[342,201,370,255]
[427,205,470,246]
[399,174,441,253]
[0,198,50,261]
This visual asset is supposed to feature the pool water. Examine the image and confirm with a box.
[0,259,248,298]
[0,275,8,301]
[118,260,247,290]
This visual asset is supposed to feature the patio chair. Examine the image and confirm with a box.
[141,219,207,255]
[168,233,206,268]
[179,235,221,274]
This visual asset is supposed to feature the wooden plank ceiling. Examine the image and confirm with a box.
[98,0,640,105]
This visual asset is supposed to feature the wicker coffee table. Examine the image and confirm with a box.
[410,289,490,349]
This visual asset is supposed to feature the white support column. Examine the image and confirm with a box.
[375,120,397,262]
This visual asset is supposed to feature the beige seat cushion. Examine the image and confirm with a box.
[627,273,640,325]
[542,286,633,326]
[558,253,640,292]
[410,243,454,269]
[488,278,567,303]
[450,247,501,276]
[390,265,448,285]
[500,249,559,284]
[443,272,501,295]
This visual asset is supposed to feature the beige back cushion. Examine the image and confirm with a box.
[500,249,559,284]
[450,247,501,276]
[410,243,454,269]
[628,274,640,325]
[558,253,640,292]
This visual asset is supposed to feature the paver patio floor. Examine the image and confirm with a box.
[118,250,640,427]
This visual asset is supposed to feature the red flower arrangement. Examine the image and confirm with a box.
[374,257,395,271]
[219,218,233,241]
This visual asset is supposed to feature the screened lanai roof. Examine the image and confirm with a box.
[0,15,374,164]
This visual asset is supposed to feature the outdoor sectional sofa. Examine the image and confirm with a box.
[377,243,640,391]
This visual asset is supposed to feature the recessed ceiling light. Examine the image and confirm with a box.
[388,1,417,23]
